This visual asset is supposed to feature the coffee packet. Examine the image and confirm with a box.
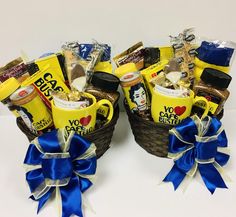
[113,42,144,70]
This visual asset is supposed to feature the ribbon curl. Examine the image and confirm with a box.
[24,129,97,217]
[163,115,230,194]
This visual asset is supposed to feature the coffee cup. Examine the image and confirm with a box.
[51,93,114,135]
[151,88,209,125]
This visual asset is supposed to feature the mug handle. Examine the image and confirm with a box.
[193,96,210,119]
[96,99,114,124]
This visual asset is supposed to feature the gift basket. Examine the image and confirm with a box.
[112,28,234,193]
[0,41,121,216]
[113,29,235,159]
[0,41,120,158]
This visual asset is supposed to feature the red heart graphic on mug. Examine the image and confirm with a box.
[80,115,92,126]
[174,106,186,116]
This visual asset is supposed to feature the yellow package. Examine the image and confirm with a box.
[21,66,70,109]
[27,53,67,82]
[194,57,230,82]
[94,61,112,74]
[159,46,174,61]
[141,60,169,95]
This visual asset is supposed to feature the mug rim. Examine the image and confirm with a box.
[51,92,97,111]
[153,88,194,99]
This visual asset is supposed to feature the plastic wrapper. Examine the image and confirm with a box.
[0,57,30,83]
[113,42,144,70]
[159,46,174,61]
[79,43,111,62]
[62,41,106,91]
[196,40,235,66]
[194,39,236,81]
[141,60,168,95]
[170,28,196,86]
[154,84,190,98]
[143,47,160,68]
[164,58,181,73]
[150,69,190,91]
[62,41,84,88]
[51,91,91,110]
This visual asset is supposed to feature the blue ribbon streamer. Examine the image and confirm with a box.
[163,116,230,194]
[24,129,97,217]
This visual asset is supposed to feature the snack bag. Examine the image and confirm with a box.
[113,42,144,70]
[62,41,106,91]
[0,57,30,83]
[194,39,236,81]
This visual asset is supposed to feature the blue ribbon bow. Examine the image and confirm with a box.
[24,129,97,217]
[163,115,230,194]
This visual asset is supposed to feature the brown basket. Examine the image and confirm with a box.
[124,101,172,158]
[17,106,119,159]
[124,99,224,158]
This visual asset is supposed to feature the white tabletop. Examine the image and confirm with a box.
[0,111,235,217]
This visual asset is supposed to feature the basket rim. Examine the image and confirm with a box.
[17,105,120,138]
[123,99,173,129]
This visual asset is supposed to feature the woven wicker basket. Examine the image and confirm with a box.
[124,101,172,158]
[17,106,119,158]
[124,99,224,158]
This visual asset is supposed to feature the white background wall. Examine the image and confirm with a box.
[0,0,236,115]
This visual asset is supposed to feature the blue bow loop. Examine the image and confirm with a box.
[164,115,230,193]
[24,129,97,217]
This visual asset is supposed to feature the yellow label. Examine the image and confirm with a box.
[209,102,218,114]
[151,90,210,125]
[22,67,70,108]
[122,80,150,112]
[12,110,20,117]
[97,105,109,117]
[94,61,112,74]
[22,95,53,131]
[159,46,174,61]
[141,60,168,95]
[123,85,136,110]
[34,53,66,82]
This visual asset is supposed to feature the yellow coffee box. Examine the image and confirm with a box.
[26,53,68,82]
[21,66,70,109]
[141,60,168,95]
